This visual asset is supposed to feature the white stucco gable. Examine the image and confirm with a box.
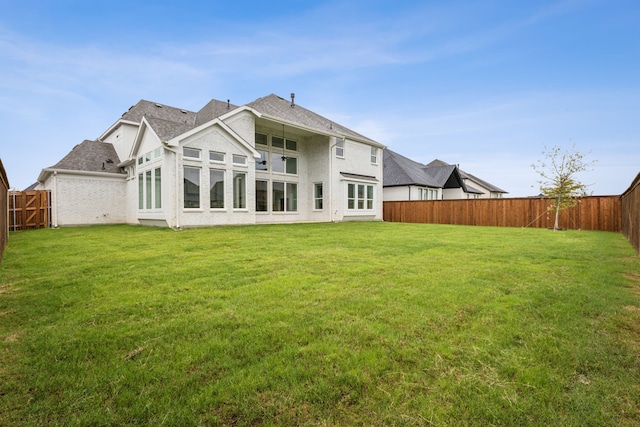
[167,116,261,159]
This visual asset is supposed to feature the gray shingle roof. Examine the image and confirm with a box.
[145,117,195,142]
[118,95,378,146]
[383,149,468,190]
[121,100,197,126]
[195,99,238,127]
[384,149,442,187]
[246,94,379,145]
[49,140,124,174]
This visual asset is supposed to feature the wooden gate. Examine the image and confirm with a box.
[9,190,52,230]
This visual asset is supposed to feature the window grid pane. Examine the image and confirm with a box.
[184,167,200,208]
[256,180,268,212]
[210,169,224,209]
[286,183,297,212]
[314,183,323,210]
[272,181,285,212]
[285,157,297,174]
[138,173,144,209]
[145,170,152,209]
[233,172,246,209]
[183,148,200,159]
[154,168,162,209]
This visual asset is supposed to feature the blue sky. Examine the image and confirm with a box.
[1,0,638,196]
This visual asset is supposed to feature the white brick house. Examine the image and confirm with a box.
[37,94,385,227]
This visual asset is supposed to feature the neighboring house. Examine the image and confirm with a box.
[383,149,507,201]
[37,94,385,227]
[426,159,508,199]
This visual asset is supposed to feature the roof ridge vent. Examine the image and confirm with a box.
[155,103,163,108]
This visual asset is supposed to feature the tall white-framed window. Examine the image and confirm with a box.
[347,183,374,211]
[184,166,201,209]
[336,139,344,157]
[138,167,162,210]
[209,169,224,209]
[233,172,246,209]
[314,183,323,210]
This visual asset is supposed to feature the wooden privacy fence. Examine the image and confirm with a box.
[0,159,9,261]
[383,196,621,232]
[9,190,52,231]
[621,172,640,254]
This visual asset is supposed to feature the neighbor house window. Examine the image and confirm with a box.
[256,180,268,212]
[336,139,344,157]
[183,147,201,159]
[184,167,200,208]
[314,183,323,210]
[233,172,246,209]
[370,147,378,164]
[209,169,224,209]
[347,183,374,211]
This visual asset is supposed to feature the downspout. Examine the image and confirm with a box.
[329,137,344,222]
[52,171,59,228]
[162,143,181,229]
[329,140,333,222]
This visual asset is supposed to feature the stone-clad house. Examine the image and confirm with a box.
[37,94,385,227]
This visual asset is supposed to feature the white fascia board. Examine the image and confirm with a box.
[166,118,261,159]
[218,105,263,121]
[98,119,139,141]
[128,117,160,161]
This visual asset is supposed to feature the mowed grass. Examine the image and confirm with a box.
[1,222,639,426]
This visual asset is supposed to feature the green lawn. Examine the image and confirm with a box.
[1,222,639,426]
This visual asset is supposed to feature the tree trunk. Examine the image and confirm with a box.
[554,197,561,231]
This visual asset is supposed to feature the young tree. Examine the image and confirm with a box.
[531,145,596,231]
